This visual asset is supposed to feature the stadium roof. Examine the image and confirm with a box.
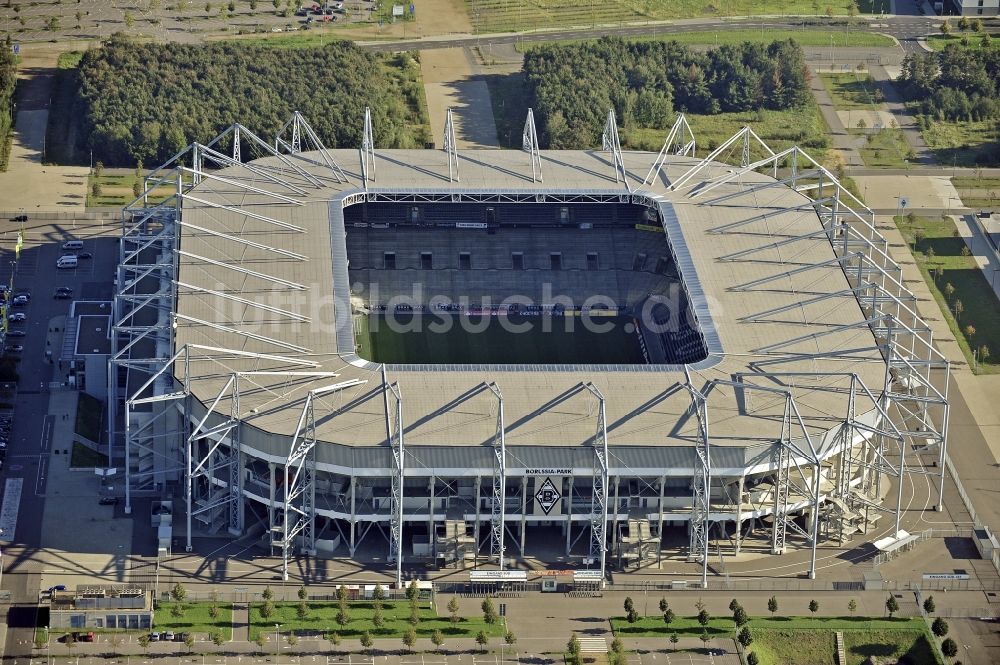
[170,147,888,454]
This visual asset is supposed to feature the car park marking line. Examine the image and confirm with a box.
[39,415,53,452]
[35,454,46,497]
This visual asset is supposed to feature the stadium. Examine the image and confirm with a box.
[111,110,951,588]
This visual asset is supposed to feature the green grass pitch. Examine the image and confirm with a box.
[354,312,647,365]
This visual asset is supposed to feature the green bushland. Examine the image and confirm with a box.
[522,38,812,150]
[927,33,1000,52]
[248,600,504,640]
[894,214,1000,373]
[752,625,940,665]
[155,602,233,639]
[897,46,1000,166]
[51,34,431,166]
[0,37,17,172]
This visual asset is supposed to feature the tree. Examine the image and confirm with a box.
[373,583,385,601]
[668,633,679,651]
[944,283,956,300]
[972,18,983,32]
[335,609,349,627]
[327,631,341,650]
[137,634,150,653]
[767,596,778,616]
[108,633,123,655]
[171,603,184,618]
[659,598,668,614]
[273,0,281,8]
[212,631,226,648]
[568,634,581,663]
[955,299,964,321]
[360,631,373,653]
[747,652,760,665]
[402,627,417,651]
[623,596,635,616]
[941,638,958,658]
[250,0,258,9]
[205,1,212,13]
[431,629,445,652]
[286,633,298,647]
[737,626,753,647]
[697,609,710,626]
[171,582,187,602]
[932,617,949,637]
[227,0,236,10]
[961,245,972,257]
[848,599,857,615]
[924,595,936,615]
[260,600,275,619]
[733,606,749,627]
[958,16,970,31]
[47,16,60,31]
[927,246,936,261]
[475,630,490,652]
[372,606,385,628]
[699,629,710,647]
[254,634,268,651]
[298,586,308,600]
[263,585,275,601]
[447,597,460,623]
[982,33,992,49]
[729,599,741,613]
[505,630,517,648]
[808,599,819,615]
[184,633,195,652]
[609,636,626,665]
[409,603,420,626]
[979,345,991,365]
[940,20,951,36]
[482,598,498,624]
[885,595,899,618]
[965,325,977,340]
[297,601,309,620]
[407,580,419,601]
[209,604,220,619]
[662,608,675,625]
[825,5,834,19]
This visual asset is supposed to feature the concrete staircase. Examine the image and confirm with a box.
[835,631,847,665]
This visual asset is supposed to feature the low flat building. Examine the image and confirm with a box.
[48,584,152,630]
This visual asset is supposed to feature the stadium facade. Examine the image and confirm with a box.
[111,111,951,587]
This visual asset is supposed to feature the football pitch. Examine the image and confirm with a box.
[354,312,647,365]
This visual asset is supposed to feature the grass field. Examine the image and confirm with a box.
[517,29,894,51]
[952,176,1000,208]
[466,0,868,34]
[86,172,176,207]
[921,118,1000,167]
[858,128,913,168]
[355,312,647,365]
[154,602,233,640]
[248,601,504,640]
[926,33,1000,52]
[819,73,879,111]
[894,214,1000,373]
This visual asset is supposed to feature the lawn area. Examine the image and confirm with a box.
[952,176,1000,209]
[155,602,233,640]
[921,118,1000,167]
[926,33,1000,52]
[858,128,913,168]
[625,103,829,158]
[894,214,1000,373]
[819,73,880,111]
[611,615,735,637]
[750,618,941,665]
[69,441,109,468]
[86,172,178,208]
[74,392,103,442]
[518,29,893,51]
[248,601,505,640]
[467,0,867,33]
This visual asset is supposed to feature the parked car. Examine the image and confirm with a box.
[48,585,67,592]
[76,252,93,259]
[77,632,95,643]
[4,345,23,353]
[164,632,175,641]
[173,633,188,642]
[98,497,120,506]
[53,291,72,300]
[11,295,28,306]
[5,330,24,337]
[7,313,25,322]
[149,632,160,642]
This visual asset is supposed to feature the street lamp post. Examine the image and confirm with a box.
[274,624,280,659]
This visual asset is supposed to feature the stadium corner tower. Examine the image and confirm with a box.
[112,114,950,586]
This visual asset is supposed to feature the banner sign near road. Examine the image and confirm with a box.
[922,573,970,581]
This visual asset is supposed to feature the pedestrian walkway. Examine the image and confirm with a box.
[576,636,607,653]
[233,604,250,643]
[809,69,864,167]
[869,63,936,165]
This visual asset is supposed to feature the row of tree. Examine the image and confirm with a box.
[522,37,811,148]
[897,45,1000,123]
[0,36,16,168]
[65,34,427,166]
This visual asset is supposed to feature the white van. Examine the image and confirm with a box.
[61,240,84,250]
[56,256,78,269]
